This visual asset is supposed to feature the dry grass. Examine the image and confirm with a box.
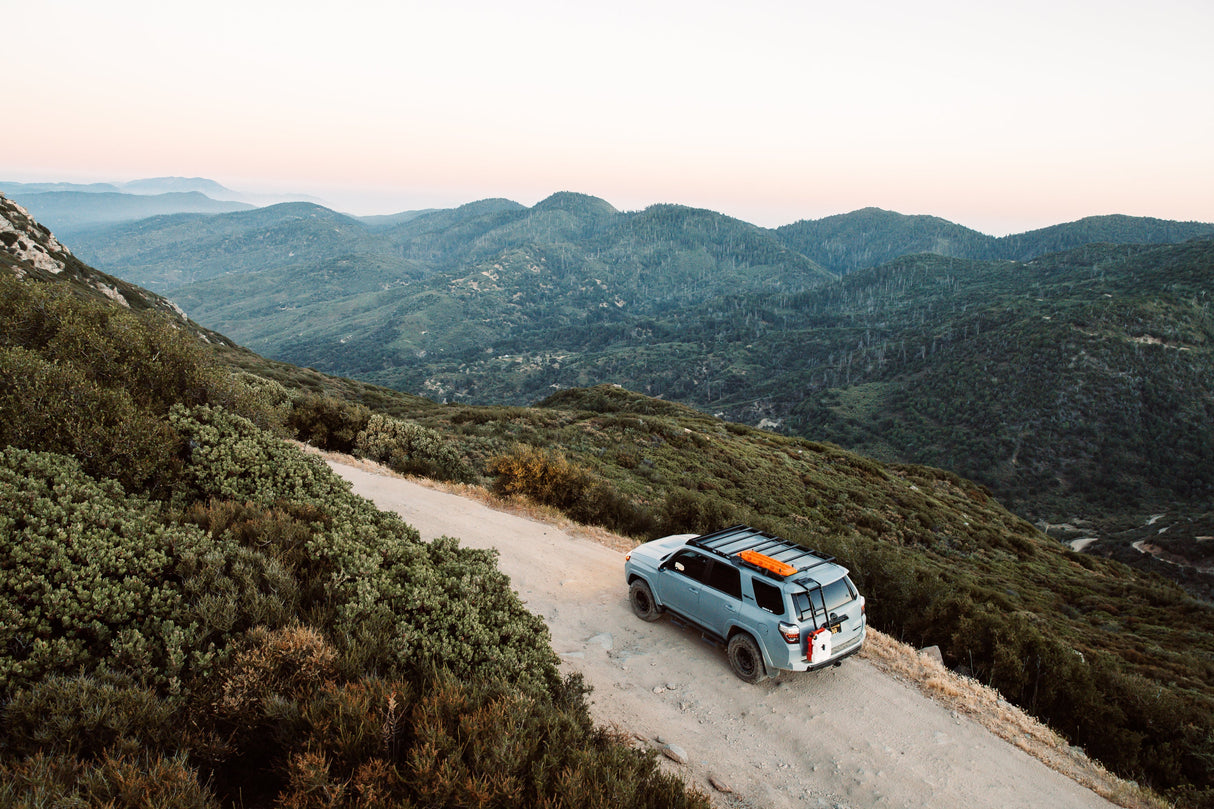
[299,443,1169,808]
[858,630,1171,809]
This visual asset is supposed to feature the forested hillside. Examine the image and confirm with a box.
[776,208,1214,272]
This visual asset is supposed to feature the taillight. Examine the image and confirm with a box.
[860,596,866,616]
[625,552,631,561]
[778,622,800,644]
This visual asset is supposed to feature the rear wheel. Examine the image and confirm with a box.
[629,579,662,622]
[727,632,769,683]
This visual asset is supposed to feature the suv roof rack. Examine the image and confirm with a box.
[689,525,835,580]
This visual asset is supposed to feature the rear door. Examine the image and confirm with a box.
[696,560,742,636]
[795,576,863,644]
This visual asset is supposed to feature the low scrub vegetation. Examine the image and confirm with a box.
[0,277,710,808]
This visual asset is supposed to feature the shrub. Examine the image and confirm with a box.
[170,406,562,694]
[170,404,359,511]
[214,625,337,720]
[0,750,219,809]
[288,393,370,454]
[0,446,300,696]
[1,670,182,760]
[0,447,204,694]
[489,443,655,535]
[659,488,738,535]
[489,444,593,508]
[0,277,292,496]
[270,673,712,809]
[0,346,181,494]
[354,413,472,482]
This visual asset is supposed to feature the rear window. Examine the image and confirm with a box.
[793,576,858,620]
[752,579,784,615]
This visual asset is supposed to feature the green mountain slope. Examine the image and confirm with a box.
[777,208,1214,273]
[68,201,403,290]
[776,206,993,273]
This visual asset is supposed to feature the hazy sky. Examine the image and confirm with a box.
[5,0,1212,234]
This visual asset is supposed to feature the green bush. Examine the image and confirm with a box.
[0,346,181,494]
[354,413,473,482]
[170,404,358,511]
[0,276,291,497]
[1,671,182,761]
[287,392,370,454]
[0,444,313,697]
[169,405,561,694]
[0,448,211,694]
[659,488,738,535]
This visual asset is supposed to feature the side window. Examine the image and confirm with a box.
[752,579,785,615]
[706,562,742,599]
[668,550,710,583]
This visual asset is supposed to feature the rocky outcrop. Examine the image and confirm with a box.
[0,191,237,347]
[0,193,73,276]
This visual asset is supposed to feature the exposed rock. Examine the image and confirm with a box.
[708,775,733,793]
[919,645,943,665]
[662,743,689,764]
[0,195,68,274]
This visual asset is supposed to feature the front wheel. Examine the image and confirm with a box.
[629,579,662,622]
[727,632,769,683]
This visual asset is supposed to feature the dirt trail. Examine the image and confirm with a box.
[330,459,1117,809]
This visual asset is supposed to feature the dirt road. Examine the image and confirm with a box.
[330,459,1117,809]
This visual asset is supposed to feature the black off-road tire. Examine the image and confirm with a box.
[629,579,663,622]
[727,632,769,683]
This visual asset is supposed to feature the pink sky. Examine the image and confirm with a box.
[5,0,1212,235]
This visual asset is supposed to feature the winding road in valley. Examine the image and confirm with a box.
[329,458,1118,809]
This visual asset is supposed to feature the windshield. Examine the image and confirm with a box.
[793,576,857,621]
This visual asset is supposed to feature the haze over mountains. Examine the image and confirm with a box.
[1,177,322,238]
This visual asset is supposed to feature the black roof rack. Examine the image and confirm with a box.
[689,525,835,580]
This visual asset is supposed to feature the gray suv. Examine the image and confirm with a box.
[624,525,866,682]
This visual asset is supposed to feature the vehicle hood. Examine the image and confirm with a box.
[628,533,697,566]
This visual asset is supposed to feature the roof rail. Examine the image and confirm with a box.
[690,525,835,579]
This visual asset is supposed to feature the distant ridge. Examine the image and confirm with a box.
[778,207,1214,274]
[1,189,254,240]
[118,176,237,197]
[2,177,326,237]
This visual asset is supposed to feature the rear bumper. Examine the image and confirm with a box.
[779,622,866,672]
